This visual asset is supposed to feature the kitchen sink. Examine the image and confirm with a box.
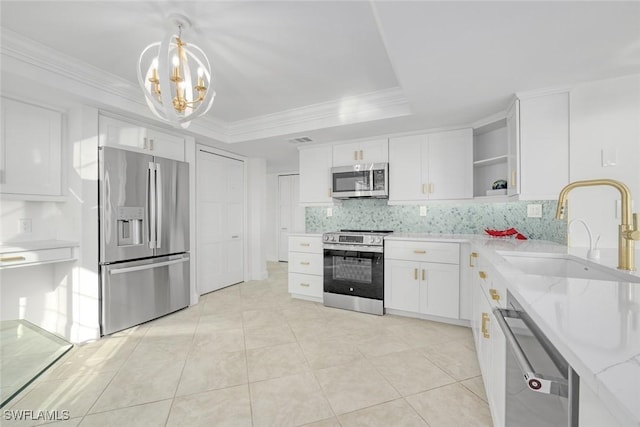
[498,252,640,283]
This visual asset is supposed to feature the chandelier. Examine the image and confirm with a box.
[137,15,215,128]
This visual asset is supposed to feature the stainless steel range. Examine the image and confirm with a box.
[322,229,392,315]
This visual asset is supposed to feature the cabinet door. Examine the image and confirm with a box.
[489,309,506,427]
[384,259,420,312]
[506,100,520,196]
[359,139,388,164]
[332,142,360,167]
[146,128,185,161]
[418,262,460,319]
[519,92,569,200]
[299,145,333,204]
[388,134,426,202]
[99,115,146,152]
[427,129,473,200]
[474,285,493,383]
[0,98,62,196]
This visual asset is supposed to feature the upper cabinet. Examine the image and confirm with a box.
[99,115,185,161]
[389,129,473,202]
[518,92,569,200]
[0,97,63,200]
[299,145,333,205]
[332,138,388,167]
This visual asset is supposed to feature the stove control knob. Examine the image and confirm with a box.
[373,237,381,244]
[330,235,336,241]
[324,235,330,241]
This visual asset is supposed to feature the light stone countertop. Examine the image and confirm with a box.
[0,240,79,254]
[388,233,639,427]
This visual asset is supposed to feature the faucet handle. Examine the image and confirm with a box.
[631,213,640,240]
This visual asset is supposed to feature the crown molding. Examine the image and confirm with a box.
[1,28,412,144]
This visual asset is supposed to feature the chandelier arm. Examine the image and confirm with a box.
[158,31,180,124]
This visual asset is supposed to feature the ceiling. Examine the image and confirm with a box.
[1,1,639,172]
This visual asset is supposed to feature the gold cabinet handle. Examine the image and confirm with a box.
[510,169,516,187]
[300,243,310,247]
[429,182,434,194]
[413,250,426,254]
[143,137,148,150]
[422,183,427,194]
[149,139,154,151]
[478,271,487,279]
[0,256,26,262]
[489,289,501,301]
[414,268,418,280]
[300,283,310,287]
[300,261,310,266]
[359,150,363,160]
[354,150,358,161]
[328,188,332,198]
[421,269,425,281]
[481,313,490,338]
[469,252,478,267]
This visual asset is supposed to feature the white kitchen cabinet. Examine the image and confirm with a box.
[332,139,388,166]
[506,99,520,197]
[473,120,509,198]
[0,97,63,199]
[389,129,473,202]
[470,250,506,427]
[99,115,185,161]
[518,92,569,200]
[299,145,333,205]
[288,235,323,301]
[0,240,78,269]
[385,240,460,319]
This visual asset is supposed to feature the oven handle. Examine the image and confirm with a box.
[323,244,383,253]
[493,308,569,398]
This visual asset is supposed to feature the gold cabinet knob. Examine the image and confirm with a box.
[478,271,487,279]
[489,288,500,301]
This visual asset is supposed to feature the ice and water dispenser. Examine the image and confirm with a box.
[116,206,144,246]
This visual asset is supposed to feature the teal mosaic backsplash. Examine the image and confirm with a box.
[305,199,567,244]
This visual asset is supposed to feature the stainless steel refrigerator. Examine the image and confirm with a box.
[99,146,190,336]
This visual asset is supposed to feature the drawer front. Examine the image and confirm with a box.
[289,236,322,254]
[0,247,73,268]
[385,241,460,264]
[288,272,323,298]
[289,252,323,275]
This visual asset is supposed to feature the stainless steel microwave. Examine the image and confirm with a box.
[331,163,388,199]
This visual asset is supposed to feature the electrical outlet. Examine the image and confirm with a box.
[19,218,32,234]
[326,207,333,217]
[527,204,542,218]
[419,206,427,216]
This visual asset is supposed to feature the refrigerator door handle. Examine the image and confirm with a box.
[155,162,163,249]
[109,257,188,275]
[148,162,157,249]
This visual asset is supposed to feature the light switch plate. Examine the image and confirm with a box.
[326,207,333,217]
[527,204,542,218]
[419,206,427,216]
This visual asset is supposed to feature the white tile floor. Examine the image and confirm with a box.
[4,262,492,426]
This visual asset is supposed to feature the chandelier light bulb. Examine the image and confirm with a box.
[137,15,215,128]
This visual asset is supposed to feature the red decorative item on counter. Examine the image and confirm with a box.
[484,228,528,240]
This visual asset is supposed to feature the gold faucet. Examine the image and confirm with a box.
[555,179,640,271]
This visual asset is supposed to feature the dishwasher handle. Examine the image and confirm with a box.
[493,307,569,398]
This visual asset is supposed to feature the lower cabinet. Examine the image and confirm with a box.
[288,235,323,301]
[384,240,460,320]
[470,250,505,427]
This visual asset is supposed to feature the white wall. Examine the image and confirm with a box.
[265,174,278,262]
[568,74,640,249]
[246,158,268,280]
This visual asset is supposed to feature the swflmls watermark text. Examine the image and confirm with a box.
[3,410,70,422]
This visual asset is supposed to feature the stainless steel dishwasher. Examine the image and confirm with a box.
[494,292,580,427]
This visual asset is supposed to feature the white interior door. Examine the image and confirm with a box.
[197,149,245,294]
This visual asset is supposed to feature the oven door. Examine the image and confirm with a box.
[323,247,384,300]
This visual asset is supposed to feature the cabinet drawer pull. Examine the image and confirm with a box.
[481,313,490,338]
[489,289,501,301]
[478,271,487,279]
[421,269,425,281]
[328,188,332,198]
[354,151,358,161]
[422,183,427,194]
[300,261,310,266]
[0,256,26,262]
[414,268,418,280]
[510,170,516,187]
[469,252,478,267]
[300,243,310,247]
[149,139,154,151]
[143,137,148,150]
[359,150,363,160]
[413,250,426,254]
[429,182,434,194]
[299,283,310,287]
